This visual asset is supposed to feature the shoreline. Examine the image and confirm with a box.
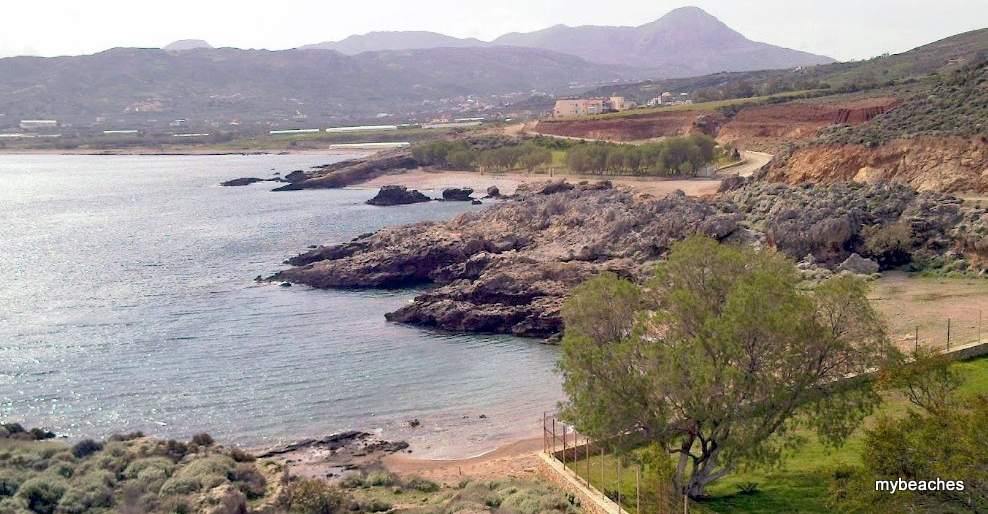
[352,168,723,197]
[0,147,377,157]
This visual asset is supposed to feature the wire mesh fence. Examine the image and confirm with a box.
[543,414,708,514]
[894,312,987,355]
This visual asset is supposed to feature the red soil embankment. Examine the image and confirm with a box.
[718,96,900,151]
[534,110,724,141]
[761,136,988,193]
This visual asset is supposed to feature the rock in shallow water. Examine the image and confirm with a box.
[365,185,432,206]
[442,187,474,201]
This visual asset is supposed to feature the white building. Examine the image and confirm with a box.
[19,120,58,130]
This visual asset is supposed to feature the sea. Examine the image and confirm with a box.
[0,153,563,458]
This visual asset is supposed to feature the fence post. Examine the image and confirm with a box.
[552,418,556,455]
[616,454,621,511]
[601,447,605,498]
[684,493,689,514]
[915,326,919,352]
[543,412,547,453]
[636,465,641,514]
[562,426,567,467]
[586,437,591,489]
[947,318,951,351]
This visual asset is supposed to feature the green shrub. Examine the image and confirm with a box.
[289,479,348,514]
[17,476,67,514]
[0,470,22,497]
[364,470,398,487]
[70,439,102,459]
[55,473,114,514]
[232,462,266,499]
[339,474,365,489]
[404,476,439,493]
[190,433,214,447]
[159,455,236,495]
[361,498,393,512]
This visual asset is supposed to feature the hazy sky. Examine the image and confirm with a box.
[1,0,985,61]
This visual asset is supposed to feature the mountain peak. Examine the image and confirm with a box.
[164,40,213,51]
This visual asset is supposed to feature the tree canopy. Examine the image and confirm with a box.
[559,236,893,498]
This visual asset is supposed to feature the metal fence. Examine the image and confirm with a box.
[543,414,705,514]
[895,314,987,354]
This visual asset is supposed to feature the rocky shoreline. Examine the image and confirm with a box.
[269,177,988,339]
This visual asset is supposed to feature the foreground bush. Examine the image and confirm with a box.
[0,430,269,514]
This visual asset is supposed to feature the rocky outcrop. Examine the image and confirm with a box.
[272,181,740,337]
[442,187,474,201]
[273,179,988,338]
[274,150,417,191]
[758,136,988,193]
[366,185,431,206]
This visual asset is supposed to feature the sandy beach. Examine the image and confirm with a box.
[384,437,545,484]
[356,168,723,197]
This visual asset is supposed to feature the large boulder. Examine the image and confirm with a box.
[442,187,474,201]
[837,253,880,275]
[366,185,431,206]
[485,186,501,198]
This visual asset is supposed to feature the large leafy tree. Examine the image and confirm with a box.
[559,236,893,498]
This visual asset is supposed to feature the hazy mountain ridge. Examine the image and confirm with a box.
[296,6,834,77]
[300,31,487,54]
[0,46,646,124]
[163,39,214,51]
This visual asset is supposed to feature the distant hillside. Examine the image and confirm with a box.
[582,28,988,104]
[301,31,485,54]
[0,46,646,124]
[491,7,833,76]
[163,39,213,51]
[819,60,988,145]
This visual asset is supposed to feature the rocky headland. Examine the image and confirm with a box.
[269,177,988,339]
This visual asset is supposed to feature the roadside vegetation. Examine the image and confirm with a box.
[412,134,724,177]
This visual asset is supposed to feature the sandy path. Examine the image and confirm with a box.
[383,437,544,484]
[356,169,721,197]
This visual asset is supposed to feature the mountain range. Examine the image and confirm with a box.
[0,6,839,126]
[0,46,641,125]
[299,7,834,77]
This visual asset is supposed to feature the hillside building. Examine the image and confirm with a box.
[553,96,634,118]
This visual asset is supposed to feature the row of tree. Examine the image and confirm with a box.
[565,134,718,176]
[412,139,552,172]
[411,134,720,176]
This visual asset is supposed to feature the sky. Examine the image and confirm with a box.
[1,0,985,61]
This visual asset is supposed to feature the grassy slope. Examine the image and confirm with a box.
[563,356,988,514]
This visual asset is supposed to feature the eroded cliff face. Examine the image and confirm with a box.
[760,137,988,193]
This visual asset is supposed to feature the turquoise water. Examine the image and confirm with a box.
[0,154,562,457]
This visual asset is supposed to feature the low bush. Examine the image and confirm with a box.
[70,439,102,459]
[17,476,67,514]
[364,470,398,487]
[405,476,439,493]
[288,478,349,514]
